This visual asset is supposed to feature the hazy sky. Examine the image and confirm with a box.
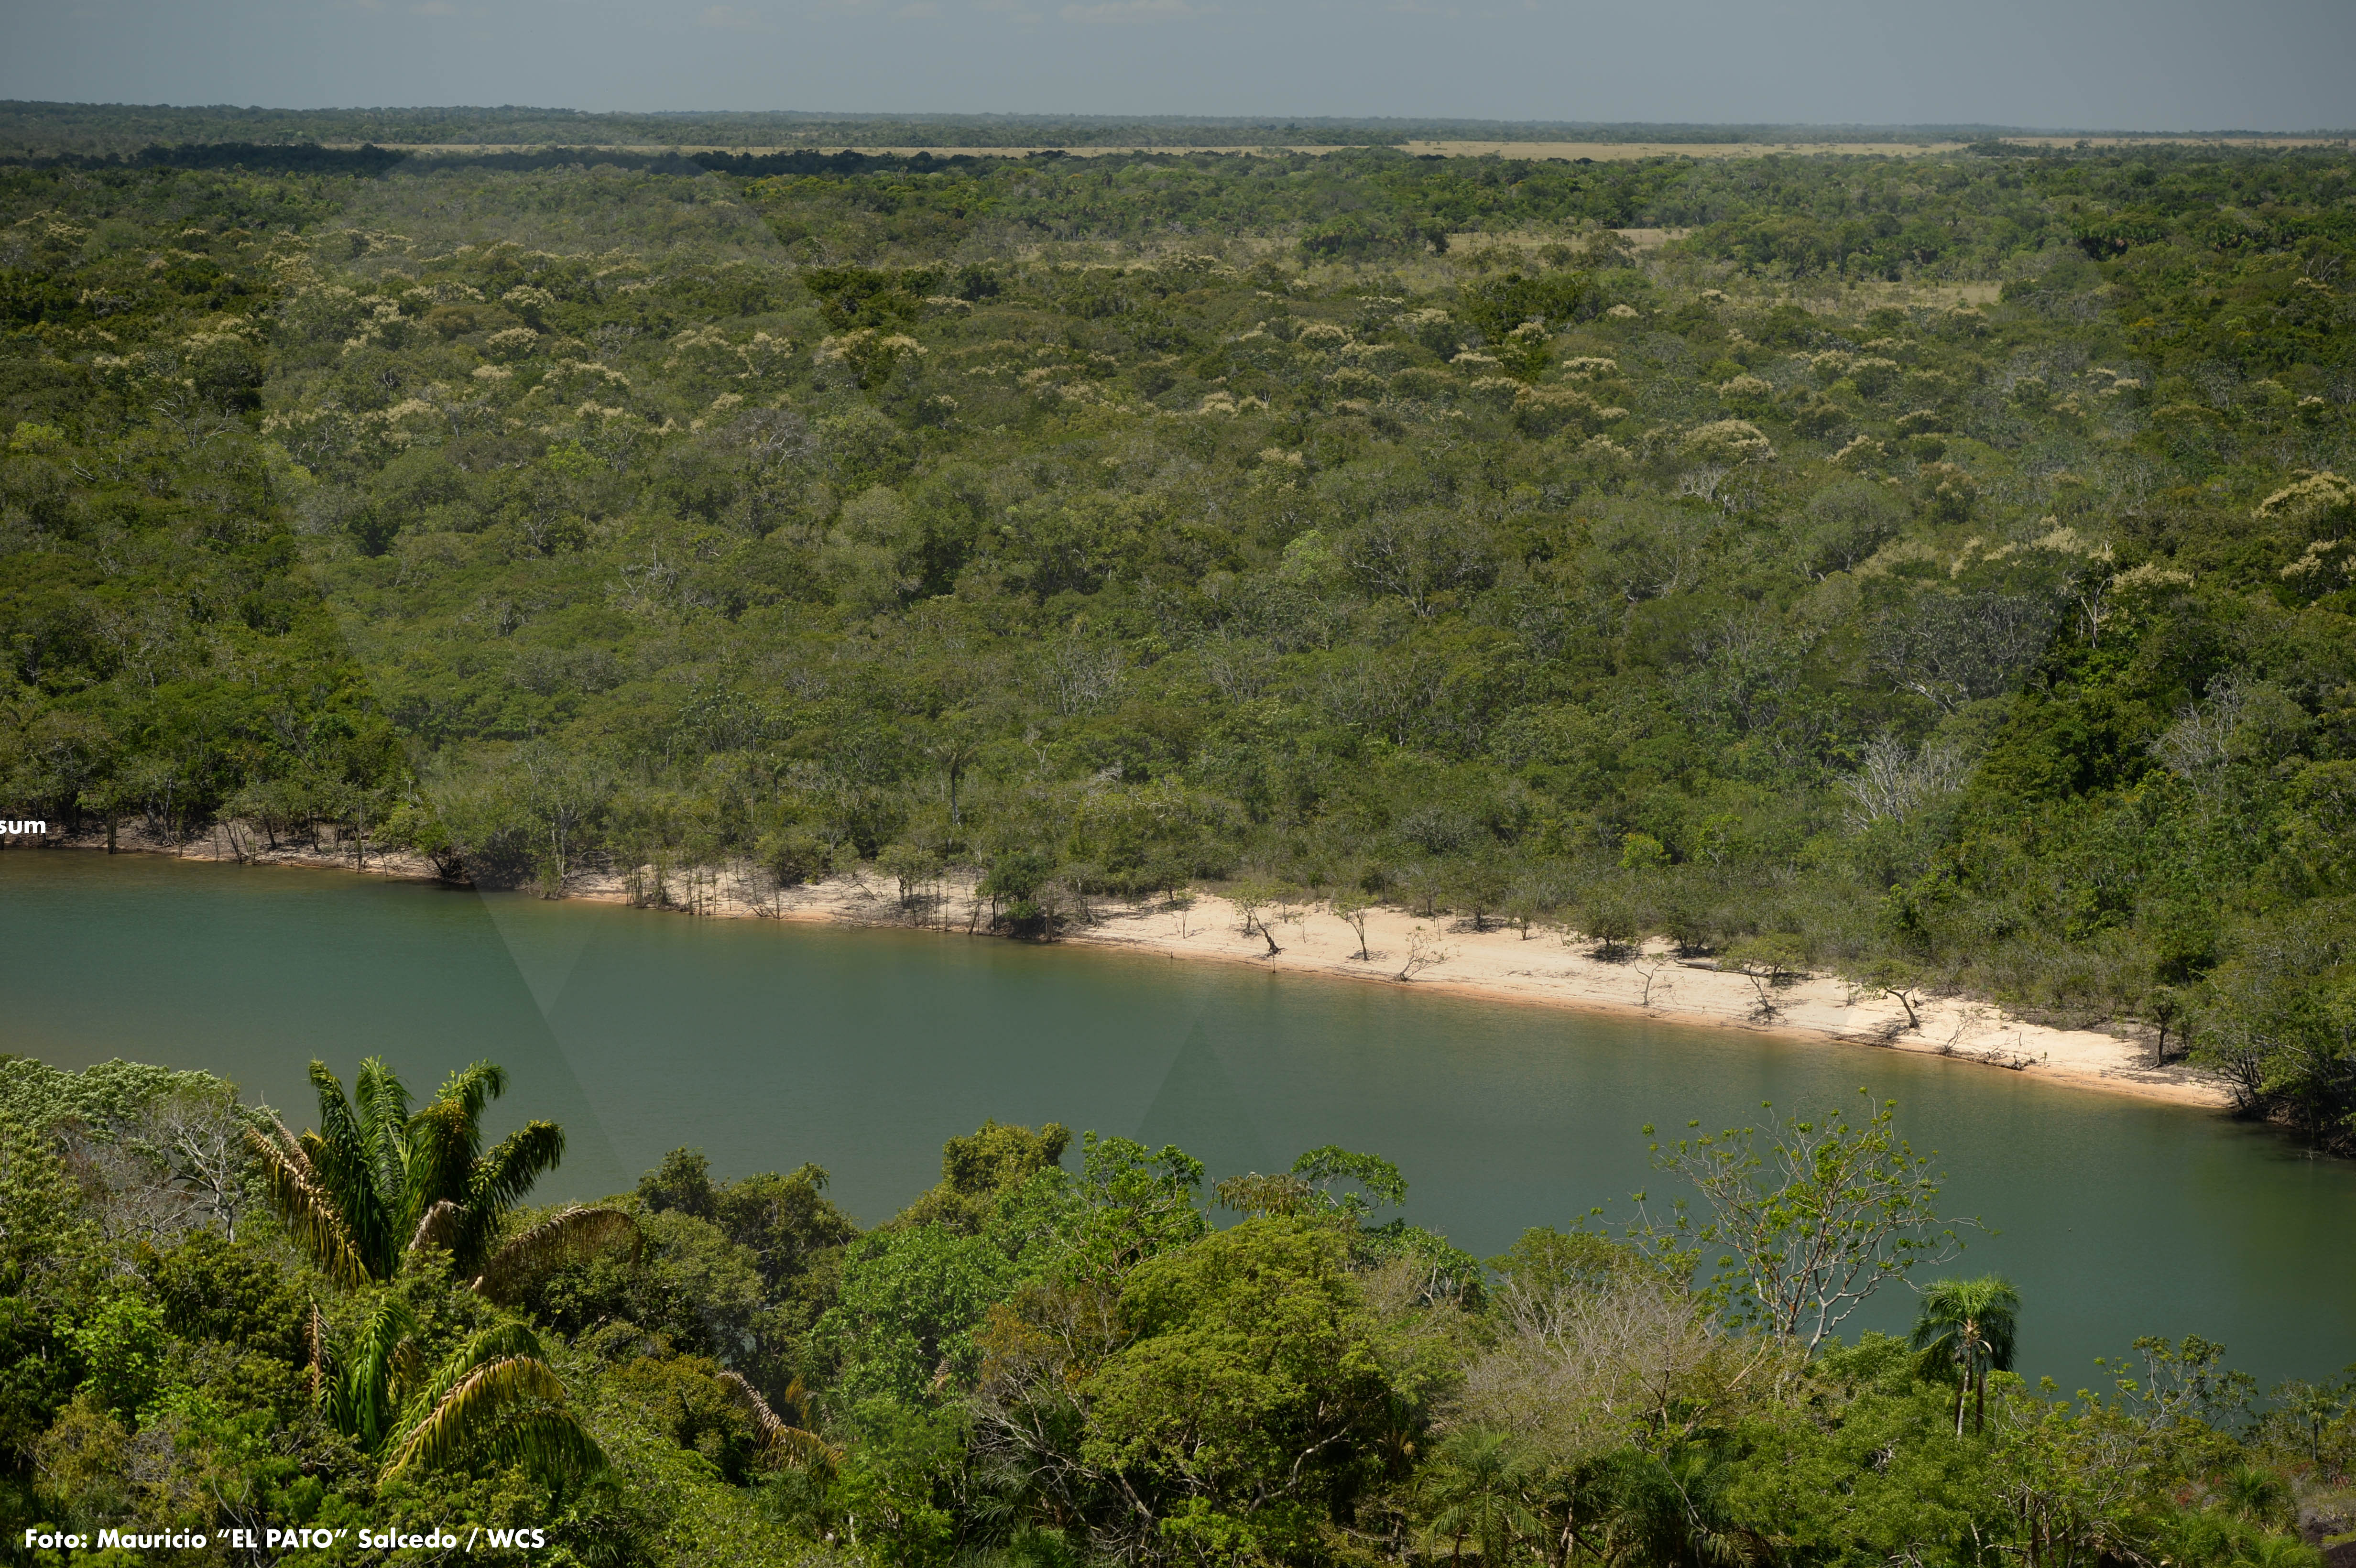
[3,0,2350,131]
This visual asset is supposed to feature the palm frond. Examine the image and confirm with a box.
[404,1098,480,1195]
[334,1295,419,1452]
[308,1061,371,1185]
[308,1059,360,1132]
[380,1355,570,1477]
[353,1057,414,1211]
[472,1121,567,1219]
[463,1408,606,1485]
[469,1206,638,1304]
[436,1061,510,1129]
[397,1321,552,1433]
[266,1113,317,1183]
[772,1376,815,1429]
[305,1061,396,1277]
[250,1125,371,1287]
[403,1101,491,1272]
[409,1198,464,1259]
[306,1299,332,1405]
[717,1371,843,1471]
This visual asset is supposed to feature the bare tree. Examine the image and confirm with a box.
[1337,508,1500,620]
[150,1086,260,1240]
[59,1083,259,1251]
[2150,675,2308,801]
[65,1131,194,1252]
[1840,732,1971,830]
[1872,589,2061,713]
[1395,927,1451,983]
[1454,1263,1769,1464]
[1041,639,1125,717]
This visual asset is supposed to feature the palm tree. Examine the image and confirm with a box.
[716,1371,841,1473]
[1910,1274,2020,1436]
[1598,1444,1756,1568]
[310,1296,602,1484]
[253,1057,634,1297]
[1420,1428,1541,1565]
[2220,1465,2290,1529]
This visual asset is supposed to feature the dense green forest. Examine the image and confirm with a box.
[4,131,2356,1152]
[3,1054,2352,1567]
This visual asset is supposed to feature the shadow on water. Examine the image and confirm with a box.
[4,850,2352,1386]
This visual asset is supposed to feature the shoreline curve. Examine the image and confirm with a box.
[8,828,2229,1112]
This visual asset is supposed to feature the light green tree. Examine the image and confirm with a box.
[1641,1090,1964,1355]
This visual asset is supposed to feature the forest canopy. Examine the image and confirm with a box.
[3,1053,2353,1568]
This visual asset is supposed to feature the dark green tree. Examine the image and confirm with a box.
[252,1058,633,1295]
[1910,1274,2021,1435]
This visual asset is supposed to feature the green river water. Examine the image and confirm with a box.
[3,850,2351,1386]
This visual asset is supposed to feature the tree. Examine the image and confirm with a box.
[1723,935,1808,1022]
[943,1119,1072,1198]
[1288,1145,1409,1222]
[313,1295,602,1484]
[1450,860,1512,932]
[1396,927,1450,982]
[1910,1274,2020,1435]
[880,840,942,911]
[147,1081,262,1240]
[1640,1091,1964,1356]
[1419,1428,1541,1565]
[2260,1372,2355,1475]
[251,1058,634,1296]
[1334,893,1374,961]
[1229,878,1283,957]
[514,745,614,897]
[820,1223,1019,1404]
[1863,960,1929,1033]
[1213,1145,1406,1226]
[1462,1228,1748,1469]
[1016,1133,1211,1285]
[904,1118,1073,1232]
[1578,885,1642,961]
[925,717,982,831]
[1075,1217,1400,1563]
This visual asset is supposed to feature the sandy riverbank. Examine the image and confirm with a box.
[22,826,2228,1111]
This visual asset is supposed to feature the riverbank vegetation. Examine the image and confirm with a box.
[3,1055,2352,1567]
[3,117,2355,1150]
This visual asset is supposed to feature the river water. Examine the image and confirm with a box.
[3,850,2350,1386]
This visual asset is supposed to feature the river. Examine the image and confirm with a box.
[3,850,2351,1386]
